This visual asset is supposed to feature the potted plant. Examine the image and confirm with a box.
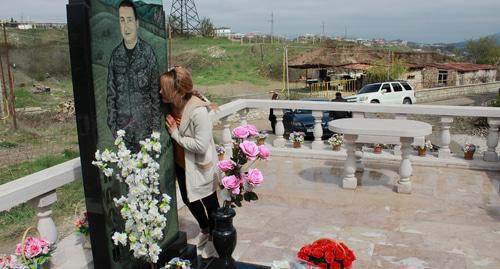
[462,143,477,160]
[328,134,343,151]
[215,124,269,269]
[289,131,305,148]
[372,143,383,154]
[297,238,356,269]
[216,144,226,161]
[417,140,432,156]
[74,210,90,249]
[256,131,268,146]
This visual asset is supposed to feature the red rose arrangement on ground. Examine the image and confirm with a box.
[297,238,356,269]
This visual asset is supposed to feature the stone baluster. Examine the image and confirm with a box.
[312,111,324,150]
[239,109,248,126]
[393,114,407,156]
[273,109,286,148]
[355,144,364,172]
[438,117,453,158]
[342,134,358,189]
[221,117,233,158]
[483,118,500,162]
[397,138,413,194]
[30,191,58,242]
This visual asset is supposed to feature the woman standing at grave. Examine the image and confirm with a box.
[160,66,219,259]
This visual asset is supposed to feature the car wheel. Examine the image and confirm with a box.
[403,98,412,104]
[370,100,379,104]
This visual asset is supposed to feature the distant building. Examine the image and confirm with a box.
[406,63,497,89]
[215,27,231,37]
[15,22,66,30]
[18,24,33,30]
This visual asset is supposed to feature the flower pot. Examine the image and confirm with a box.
[464,151,474,160]
[83,234,92,249]
[373,146,382,154]
[417,148,426,156]
[211,207,237,269]
[293,141,301,148]
[256,138,266,146]
[332,144,341,151]
[218,154,225,161]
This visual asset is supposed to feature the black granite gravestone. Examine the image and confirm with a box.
[67,0,195,268]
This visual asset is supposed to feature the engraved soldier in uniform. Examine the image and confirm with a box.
[107,0,160,152]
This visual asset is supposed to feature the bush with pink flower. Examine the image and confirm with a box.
[218,124,270,208]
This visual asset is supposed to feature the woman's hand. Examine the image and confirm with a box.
[165,114,177,134]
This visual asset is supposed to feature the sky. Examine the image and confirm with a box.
[1,0,499,43]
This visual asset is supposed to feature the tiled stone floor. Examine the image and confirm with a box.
[179,156,500,269]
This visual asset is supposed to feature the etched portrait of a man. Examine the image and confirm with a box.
[106,0,160,151]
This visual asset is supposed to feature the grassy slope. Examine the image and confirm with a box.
[171,37,313,86]
[0,150,84,254]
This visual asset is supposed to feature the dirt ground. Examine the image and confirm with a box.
[196,80,284,100]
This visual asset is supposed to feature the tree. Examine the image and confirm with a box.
[199,17,215,37]
[366,58,408,83]
[465,37,500,65]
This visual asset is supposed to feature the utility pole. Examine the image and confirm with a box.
[322,21,325,41]
[2,24,16,129]
[285,46,290,99]
[168,24,172,68]
[344,26,347,40]
[269,12,274,44]
[0,53,6,118]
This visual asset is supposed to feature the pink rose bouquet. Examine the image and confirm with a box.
[74,211,89,236]
[218,124,270,208]
[14,236,55,268]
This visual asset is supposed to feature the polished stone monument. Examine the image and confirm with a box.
[67,0,195,268]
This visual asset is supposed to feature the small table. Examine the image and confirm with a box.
[329,118,432,194]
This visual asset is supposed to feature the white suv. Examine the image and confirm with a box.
[350,81,416,104]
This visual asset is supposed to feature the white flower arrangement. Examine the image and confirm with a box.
[289,131,305,143]
[92,130,171,264]
[462,143,477,153]
[417,140,433,150]
[327,134,343,146]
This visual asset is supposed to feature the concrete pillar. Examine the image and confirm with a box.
[393,114,407,156]
[355,144,364,172]
[483,118,500,162]
[397,137,414,194]
[342,134,358,189]
[311,110,323,150]
[273,109,286,148]
[30,191,58,242]
[221,117,233,159]
[438,117,454,158]
[239,108,248,126]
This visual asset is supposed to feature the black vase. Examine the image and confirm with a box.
[211,207,237,269]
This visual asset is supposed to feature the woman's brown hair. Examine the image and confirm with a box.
[160,66,207,109]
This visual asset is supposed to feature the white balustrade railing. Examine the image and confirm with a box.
[1,98,499,245]
[0,158,82,242]
[211,99,500,162]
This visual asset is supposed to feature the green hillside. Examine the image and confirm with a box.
[170,37,313,85]
[3,28,314,88]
